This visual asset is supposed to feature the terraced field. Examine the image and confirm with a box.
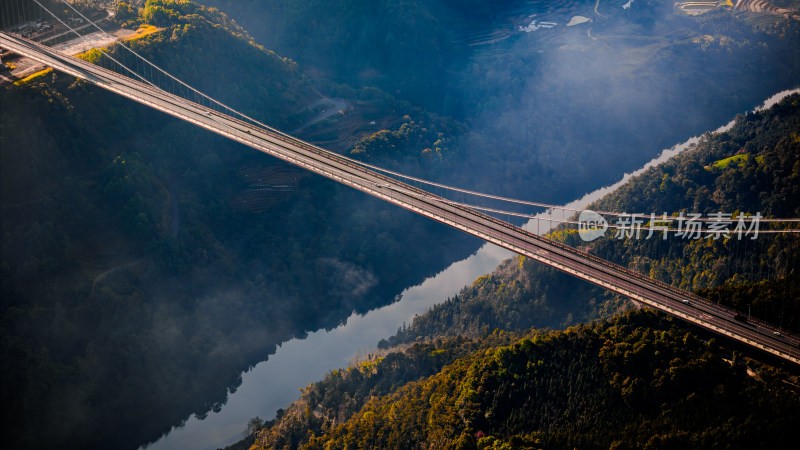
[296,102,401,153]
[673,0,798,20]
[735,0,795,16]
[452,0,594,48]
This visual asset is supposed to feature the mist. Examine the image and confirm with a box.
[448,0,800,203]
[2,1,798,449]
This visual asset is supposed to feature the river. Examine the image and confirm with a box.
[141,88,799,450]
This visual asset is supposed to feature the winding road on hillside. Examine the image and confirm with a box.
[291,97,349,134]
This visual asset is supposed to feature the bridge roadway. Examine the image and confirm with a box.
[2,31,798,365]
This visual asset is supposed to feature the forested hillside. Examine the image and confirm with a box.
[252,311,799,449]
[199,0,800,203]
[244,93,800,450]
[577,94,800,326]
[3,1,800,449]
[383,93,800,349]
[0,2,477,449]
[196,0,473,108]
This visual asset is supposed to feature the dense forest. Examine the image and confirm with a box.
[2,1,800,449]
[0,2,479,449]
[244,94,800,450]
[383,94,800,349]
[579,94,800,326]
[251,311,799,450]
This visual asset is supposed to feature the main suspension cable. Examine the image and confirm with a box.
[360,161,800,223]
[22,2,800,228]
[445,200,800,234]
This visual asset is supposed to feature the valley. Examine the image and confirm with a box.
[1,1,798,449]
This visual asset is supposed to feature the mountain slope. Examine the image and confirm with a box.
[385,92,800,349]
[253,311,799,450]
[201,0,800,205]
[0,2,477,449]
[244,93,800,450]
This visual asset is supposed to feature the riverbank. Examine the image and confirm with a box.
[140,88,800,450]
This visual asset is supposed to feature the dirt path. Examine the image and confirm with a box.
[90,258,146,294]
[291,97,349,134]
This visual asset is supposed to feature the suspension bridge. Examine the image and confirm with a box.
[1,1,798,364]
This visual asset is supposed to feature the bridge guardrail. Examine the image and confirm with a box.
[8,30,795,358]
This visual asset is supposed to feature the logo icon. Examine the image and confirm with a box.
[579,210,608,242]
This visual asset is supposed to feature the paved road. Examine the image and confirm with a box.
[3,31,797,364]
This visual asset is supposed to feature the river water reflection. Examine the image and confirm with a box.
[142,89,798,450]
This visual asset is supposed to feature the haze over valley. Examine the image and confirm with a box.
[1,1,799,449]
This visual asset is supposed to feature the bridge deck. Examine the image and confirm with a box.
[2,31,797,365]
